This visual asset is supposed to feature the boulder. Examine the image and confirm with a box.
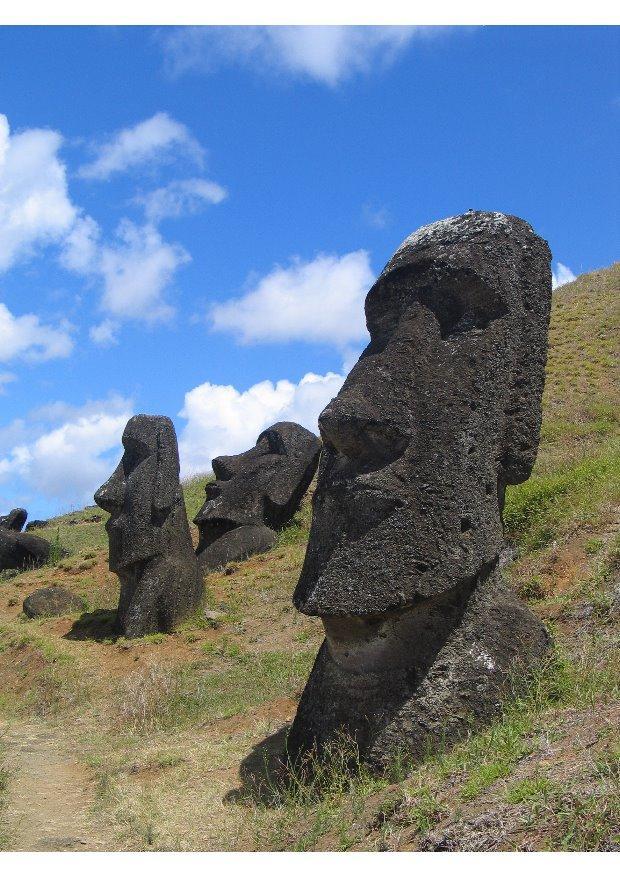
[0,508,27,531]
[289,211,552,767]
[197,524,277,572]
[23,587,83,619]
[0,529,51,571]
[95,414,203,638]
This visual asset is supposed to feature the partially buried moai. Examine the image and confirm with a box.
[95,415,202,638]
[194,422,321,571]
[289,211,553,767]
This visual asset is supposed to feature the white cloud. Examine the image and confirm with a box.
[552,262,577,290]
[211,250,373,349]
[136,178,227,223]
[178,369,343,476]
[63,217,190,327]
[78,112,204,181]
[0,372,16,394]
[163,26,429,86]
[60,213,101,273]
[0,302,74,363]
[0,396,133,508]
[0,113,77,272]
[98,220,190,322]
[89,319,119,347]
[362,203,390,229]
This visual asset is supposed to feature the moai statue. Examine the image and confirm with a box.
[95,415,202,638]
[194,422,321,571]
[289,211,552,767]
[0,508,27,531]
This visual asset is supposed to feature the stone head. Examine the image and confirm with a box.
[95,414,181,572]
[194,421,321,546]
[294,211,552,617]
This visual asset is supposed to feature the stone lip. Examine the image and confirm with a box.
[293,210,552,617]
[0,529,50,571]
[23,587,83,619]
[0,508,27,532]
[94,414,202,638]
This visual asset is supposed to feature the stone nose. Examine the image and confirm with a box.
[319,399,411,466]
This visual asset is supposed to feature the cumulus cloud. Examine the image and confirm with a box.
[136,178,227,223]
[98,220,190,322]
[0,302,74,363]
[78,112,204,181]
[63,217,190,326]
[89,319,119,347]
[0,395,133,508]
[162,26,429,86]
[211,251,373,349]
[0,113,77,272]
[178,370,344,476]
[552,262,577,290]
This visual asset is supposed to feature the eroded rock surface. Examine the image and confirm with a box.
[95,415,202,638]
[195,421,320,570]
[289,211,552,766]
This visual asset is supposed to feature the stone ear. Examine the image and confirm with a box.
[152,421,179,514]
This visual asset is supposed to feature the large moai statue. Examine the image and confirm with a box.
[95,415,202,638]
[289,211,553,767]
[194,422,321,571]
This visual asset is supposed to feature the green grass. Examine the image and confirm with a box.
[116,648,317,731]
[181,474,211,525]
[504,442,620,551]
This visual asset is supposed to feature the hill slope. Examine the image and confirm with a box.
[0,263,618,851]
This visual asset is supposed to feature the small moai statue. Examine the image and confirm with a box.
[95,415,202,638]
[289,211,553,767]
[194,421,321,571]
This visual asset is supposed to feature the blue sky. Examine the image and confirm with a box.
[0,25,618,519]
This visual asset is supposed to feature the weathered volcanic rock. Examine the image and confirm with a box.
[0,508,27,531]
[94,414,203,638]
[289,211,552,767]
[0,529,50,571]
[197,524,277,572]
[194,421,320,565]
[23,587,83,618]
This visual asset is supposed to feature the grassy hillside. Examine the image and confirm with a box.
[0,263,618,851]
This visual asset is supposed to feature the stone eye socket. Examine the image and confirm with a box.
[418,276,508,340]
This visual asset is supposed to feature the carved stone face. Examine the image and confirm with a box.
[294,212,552,617]
[194,421,321,550]
[95,415,180,572]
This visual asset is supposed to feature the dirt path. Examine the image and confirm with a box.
[1,719,113,851]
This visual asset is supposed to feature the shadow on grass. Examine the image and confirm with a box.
[224,725,291,806]
[64,608,118,642]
